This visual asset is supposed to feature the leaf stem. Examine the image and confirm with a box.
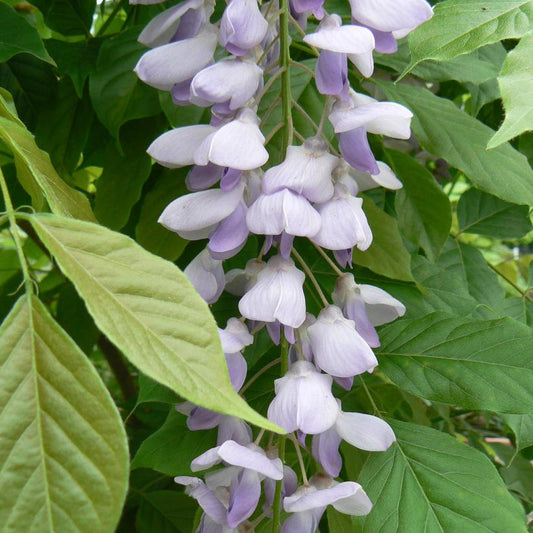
[0,169,33,295]
[311,242,344,277]
[290,433,309,485]
[240,357,281,395]
[96,0,127,36]
[486,261,533,303]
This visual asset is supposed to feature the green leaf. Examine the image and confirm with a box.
[132,410,216,475]
[135,169,188,261]
[327,507,354,533]
[45,38,100,98]
[0,295,128,532]
[457,188,532,238]
[502,414,533,450]
[389,150,451,261]
[497,296,533,326]
[378,312,533,413]
[0,88,24,125]
[137,373,179,405]
[136,491,197,533]
[35,78,93,177]
[404,0,533,75]
[439,239,506,311]
[488,31,533,148]
[0,117,95,221]
[89,28,160,138]
[353,196,414,282]
[376,41,505,85]
[94,117,161,230]
[31,0,95,36]
[27,213,280,432]
[378,82,533,205]
[352,420,526,532]
[0,2,54,64]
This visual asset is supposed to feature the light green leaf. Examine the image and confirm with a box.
[502,414,533,450]
[132,410,216,475]
[378,82,533,205]
[0,295,128,532]
[405,0,533,75]
[488,30,533,148]
[389,150,451,261]
[457,188,532,238]
[0,2,55,64]
[378,312,533,413]
[0,117,95,221]
[353,196,414,282]
[89,29,160,138]
[0,89,24,125]
[135,169,188,261]
[352,420,526,532]
[327,507,354,533]
[27,213,281,432]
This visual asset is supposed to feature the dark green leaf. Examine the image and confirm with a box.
[35,78,93,177]
[89,28,160,138]
[378,82,533,205]
[502,414,533,451]
[496,296,533,326]
[45,38,100,97]
[457,188,532,238]
[94,117,161,230]
[352,420,526,532]
[136,491,197,533]
[378,312,533,413]
[327,507,354,533]
[32,0,95,36]
[353,195,414,282]
[132,410,217,476]
[135,168,188,261]
[137,373,179,405]
[390,150,451,261]
[0,2,54,63]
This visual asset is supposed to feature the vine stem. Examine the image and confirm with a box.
[0,169,33,296]
[486,261,533,303]
[290,434,309,485]
[311,242,345,277]
[271,336,289,533]
[279,0,293,157]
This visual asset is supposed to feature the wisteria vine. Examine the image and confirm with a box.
[132,0,433,530]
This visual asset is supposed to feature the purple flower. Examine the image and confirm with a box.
[267,360,339,434]
[238,255,306,328]
[329,92,412,174]
[262,138,337,203]
[184,248,225,304]
[304,14,375,83]
[219,0,269,56]
[282,475,372,532]
[246,188,322,257]
[137,0,213,48]
[290,0,325,20]
[311,183,372,252]
[135,29,217,90]
[306,305,378,378]
[332,273,406,346]
[191,58,263,110]
[312,401,395,477]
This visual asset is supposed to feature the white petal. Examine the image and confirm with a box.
[371,161,403,189]
[262,142,337,203]
[359,284,406,325]
[138,0,204,47]
[285,482,360,512]
[347,50,374,78]
[191,59,263,110]
[349,0,433,33]
[148,125,216,168]
[158,181,244,233]
[135,30,217,90]
[336,411,395,451]
[219,318,253,353]
[218,441,283,480]
[195,117,268,170]
[331,482,373,516]
[304,25,374,55]
[191,446,223,471]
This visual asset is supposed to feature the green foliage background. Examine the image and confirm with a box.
[0,0,532,531]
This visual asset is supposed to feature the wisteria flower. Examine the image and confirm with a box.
[332,273,406,346]
[262,138,337,203]
[267,360,339,434]
[312,401,395,476]
[238,255,306,328]
[306,305,378,378]
[184,248,225,304]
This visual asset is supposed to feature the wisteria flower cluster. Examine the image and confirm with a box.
[133,0,432,530]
